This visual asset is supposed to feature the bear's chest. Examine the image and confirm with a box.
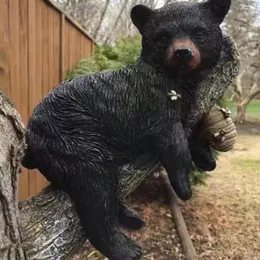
[146,84,190,117]
[130,85,189,137]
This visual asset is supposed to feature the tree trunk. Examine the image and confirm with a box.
[236,102,247,124]
[233,61,260,124]
[104,0,128,44]
[235,81,260,124]
[0,35,240,260]
[93,0,111,40]
[0,94,27,260]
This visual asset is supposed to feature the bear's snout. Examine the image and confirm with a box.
[164,39,201,71]
[174,47,193,62]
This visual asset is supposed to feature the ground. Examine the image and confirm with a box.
[70,121,260,260]
[180,123,260,260]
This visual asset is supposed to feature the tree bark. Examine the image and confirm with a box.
[0,35,240,260]
[0,93,26,260]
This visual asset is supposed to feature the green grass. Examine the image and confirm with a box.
[225,100,260,121]
[235,159,260,173]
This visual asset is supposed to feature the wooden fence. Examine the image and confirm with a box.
[0,0,96,200]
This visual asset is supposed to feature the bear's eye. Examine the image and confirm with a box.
[195,32,205,39]
[196,32,204,36]
[154,31,171,43]
[194,29,208,43]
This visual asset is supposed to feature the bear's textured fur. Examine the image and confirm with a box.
[22,0,231,259]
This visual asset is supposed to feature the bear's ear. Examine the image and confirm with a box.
[204,0,231,24]
[131,5,153,34]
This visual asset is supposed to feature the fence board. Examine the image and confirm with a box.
[64,19,69,77]
[72,24,77,69]
[80,34,85,58]
[0,0,10,97]
[9,0,20,113]
[42,0,49,97]
[19,0,29,200]
[69,23,75,69]
[53,9,61,88]
[19,0,29,124]
[28,0,38,198]
[0,0,96,200]
[48,6,55,90]
[60,14,65,80]
[9,0,28,200]
[86,37,92,57]
[35,0,46,194]
[40,0,51,192]
[66,22,72,72]
[75,29,81,65]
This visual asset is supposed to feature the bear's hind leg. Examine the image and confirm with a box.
[68,168,142,260]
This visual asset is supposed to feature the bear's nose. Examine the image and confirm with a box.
[174,48,193,62]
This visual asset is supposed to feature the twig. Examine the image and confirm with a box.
[160,171,198,260]
[87,250,100,258]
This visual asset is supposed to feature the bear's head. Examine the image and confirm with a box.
[131,0,231,76]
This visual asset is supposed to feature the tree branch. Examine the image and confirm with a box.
[0,93,26,260]
[160,171,198,260]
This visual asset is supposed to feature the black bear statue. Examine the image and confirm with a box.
[22,0,232,259]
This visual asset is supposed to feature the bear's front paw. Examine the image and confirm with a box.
[190,146,217,172]
[109,233,142,260]
[193,155,216,171]
[119,205,145,230]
